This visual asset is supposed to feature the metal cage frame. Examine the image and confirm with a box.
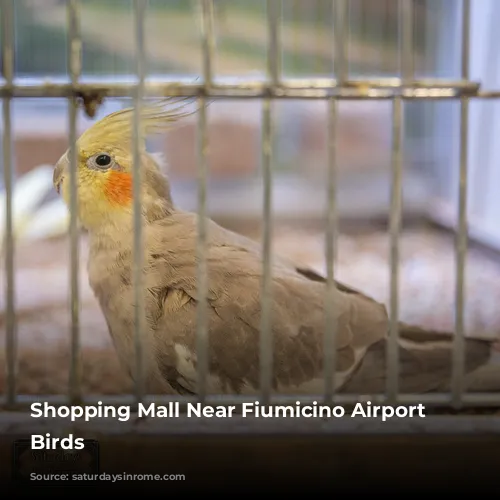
[2,0,500,426]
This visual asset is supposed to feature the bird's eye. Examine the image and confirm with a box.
[88,153,115,171]
[95,154,111,167]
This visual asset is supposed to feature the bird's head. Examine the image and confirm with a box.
[53,97,195,231]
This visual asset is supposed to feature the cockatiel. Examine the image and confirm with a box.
[52,98,500,397]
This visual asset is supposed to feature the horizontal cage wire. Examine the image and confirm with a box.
[2,0,500,427]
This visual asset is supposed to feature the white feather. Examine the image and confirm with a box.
[22,197,69,241]
[0,164,55,241]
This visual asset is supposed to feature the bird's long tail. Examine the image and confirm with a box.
[341,322,500,394]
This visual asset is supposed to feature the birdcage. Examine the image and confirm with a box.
[1,0,500,489]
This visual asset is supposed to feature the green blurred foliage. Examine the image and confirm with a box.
[7,0,427,79]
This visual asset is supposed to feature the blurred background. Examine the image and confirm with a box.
[1,0,500,396]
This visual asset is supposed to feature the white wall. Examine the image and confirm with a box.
[426,0,500,251]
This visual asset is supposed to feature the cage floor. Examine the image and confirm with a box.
[1,221,500,396]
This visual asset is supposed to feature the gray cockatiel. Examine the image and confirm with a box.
[52,99,500,397]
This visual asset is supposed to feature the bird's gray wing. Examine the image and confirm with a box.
[146,214,389,395]
[280,243,497,393]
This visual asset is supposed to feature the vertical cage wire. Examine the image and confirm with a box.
[1,0,16,408]
[260,100,273,404]
[196,99,209,402]
[452,0,471,408]
[260,0,281,404]
[387,95,403,403]
[132,0,147,405]
[67,0,82,404]
[400,0,415,83]
[196,0,215,402]
[386,0,413,403]
[323,98,338,403]
[267,0,282,85]
[333,0,348,84]
[323,0,348,404]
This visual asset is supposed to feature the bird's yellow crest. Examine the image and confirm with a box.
[77,96,197,152]
[54,97,197,229]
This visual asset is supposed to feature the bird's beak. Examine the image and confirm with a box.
[53,156,67,194]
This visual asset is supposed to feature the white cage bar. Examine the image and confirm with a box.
[322,0,345,405]
[131,0,147,406]
[452,0,471,408]
[259,0,281,406]
[67,0,83,405]
[1,0,16,409]
[2,0,500,414]
[194,0,215,405]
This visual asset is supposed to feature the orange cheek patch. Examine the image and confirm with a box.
[104,171,133,206]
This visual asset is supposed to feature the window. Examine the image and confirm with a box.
[417,0,500,252]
